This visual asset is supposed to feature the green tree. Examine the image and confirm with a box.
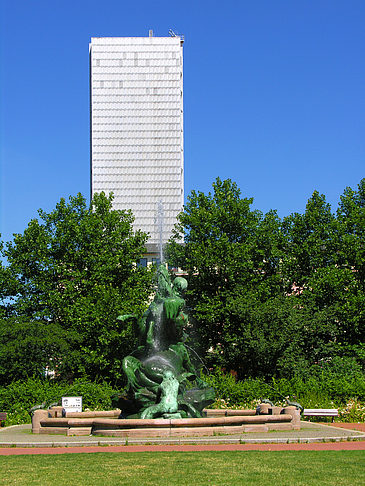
[281,181,365,363]
[336,178,365,282]
[166,178,287,376]
[0,317,69,385]
[281,191,338,289]
[2,193,154,383]
[167,178,365,379]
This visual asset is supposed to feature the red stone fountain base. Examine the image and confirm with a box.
[32,405,300,437]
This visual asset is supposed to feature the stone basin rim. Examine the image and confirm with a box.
[40,414,294,429]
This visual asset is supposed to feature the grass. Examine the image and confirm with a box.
[1,451,364,485]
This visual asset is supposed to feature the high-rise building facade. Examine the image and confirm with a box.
[90,34,184,258]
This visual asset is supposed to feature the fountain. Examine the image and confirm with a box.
[32,203,300,437]
[115,264,215,420]
[32,263,301,437]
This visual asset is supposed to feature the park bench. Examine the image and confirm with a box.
[303,408,338,422]
[0,412,7,426]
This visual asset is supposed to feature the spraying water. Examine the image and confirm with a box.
[156,200,164,264]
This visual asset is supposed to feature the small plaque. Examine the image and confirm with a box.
[62,396,82,413]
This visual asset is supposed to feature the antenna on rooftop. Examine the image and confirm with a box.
[169,29,185,43]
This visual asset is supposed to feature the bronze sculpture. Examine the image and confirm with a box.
[117,265,215,419]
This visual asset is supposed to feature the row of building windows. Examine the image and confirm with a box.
[92,152,181,159]
[93,94,180,101]
[92,140,182,147]
[94,52,180,61]
[93,185,182,193]
[92,127,181,135]
[92,82,181,91]
[93,177,181,186]
[92,48,180,57]
[93,144,182,150]
[93,88,181,97]
[107,213,182,221]
[111,210,181,218]
[92,166,181,174]
[93,50,180,60]
[93,58,181,68]
[93,99,181,107]
[93,144,180,151]
[112,213,181,223]
[94,188,181,196]
[110,204,182,212]
[110,193,182,200]
[92,121,181,128]
[93,142,180,148]
[92,73,179,88]
[93,180,182,188]
[92,125,181,133]
[114,218,176,227]
[93,153,182,160]
[92,120,181,128]
[137,258,161,268]
[93,108,180,114]
[93,81,182,91]
[92,73,180,82]
[93,133,180,139]
[92,124,181,132]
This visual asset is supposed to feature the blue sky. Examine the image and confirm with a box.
[1,0,364,243]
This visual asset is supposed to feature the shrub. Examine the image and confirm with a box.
[203,367,365,416]
[0,377,121,425]
[203,368,272,406]
[338,399,365,423]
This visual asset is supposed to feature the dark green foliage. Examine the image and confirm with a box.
[1,178,364,395]
[203,368,272,405]
[167,178,365,380]
[1,193,154,384]
[204,365,365,409]
[166,179,287,375]
[0,377,120,424]
[0,317,69,385]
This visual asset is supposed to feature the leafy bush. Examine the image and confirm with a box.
[0,377,121,425]
[61,379,119,411]
[0,378,64,416]
[3,411,30,426]
[203,368,273,406]
[338,399,365,422]
[203,366,365,417]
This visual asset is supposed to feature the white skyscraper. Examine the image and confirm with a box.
[89,33,184,261]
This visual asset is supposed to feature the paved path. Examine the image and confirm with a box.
[322,422,365,432]
[0,421,364,455]
[0,441,364,455]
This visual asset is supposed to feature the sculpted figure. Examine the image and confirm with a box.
[117,265,215,419]
[140,370,179,419]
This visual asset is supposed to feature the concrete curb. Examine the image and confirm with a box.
[1,435,365,448]
[1,422,364,448]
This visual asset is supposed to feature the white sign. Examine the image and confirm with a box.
[62,396,82,413]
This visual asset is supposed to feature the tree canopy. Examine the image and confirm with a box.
[1,192,154,384]
[1,179,363,386]
[166,178,365,379]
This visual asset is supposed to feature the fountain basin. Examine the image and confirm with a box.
[32,406,300,437]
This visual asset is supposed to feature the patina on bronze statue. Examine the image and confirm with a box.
[117,265,215,419]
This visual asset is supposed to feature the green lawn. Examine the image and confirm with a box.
[1,451,364,485]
